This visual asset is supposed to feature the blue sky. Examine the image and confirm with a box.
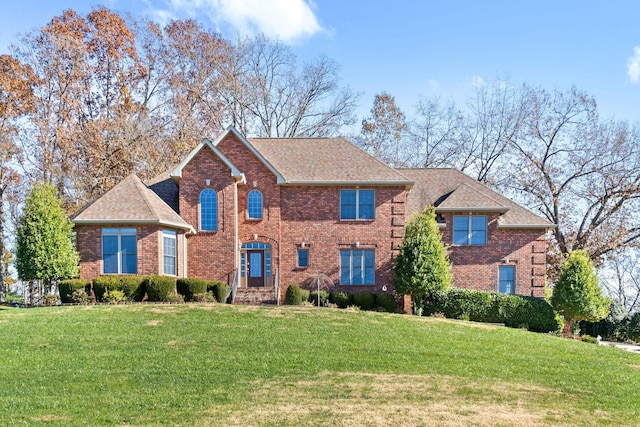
[1,0,639,123]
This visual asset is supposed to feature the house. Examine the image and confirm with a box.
[72,126,553,306]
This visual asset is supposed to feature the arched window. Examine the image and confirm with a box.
[200,189,218,231]
[247,190,263,219]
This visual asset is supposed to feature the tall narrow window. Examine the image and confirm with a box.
[453,215,487,245]
[163,230,177,276]
[340,249,375,285]
[200,189,218,231]
[297,249,309,268]
[247,190,263,219]
[102,228,137,274]
[499,265,516,294]
[340,189,374,220]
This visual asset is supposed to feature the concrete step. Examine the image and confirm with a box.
[233,287,277,305]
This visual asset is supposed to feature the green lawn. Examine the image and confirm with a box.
[0,303,639,426]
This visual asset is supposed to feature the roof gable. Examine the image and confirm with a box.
[170,131,245,182]
[436,183,509,212]
[73,174,195,233]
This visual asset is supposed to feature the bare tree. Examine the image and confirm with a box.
[407,97,463,168]
[507,85,640,272]
[600,250,640,314]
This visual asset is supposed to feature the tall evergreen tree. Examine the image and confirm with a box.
[551,249,609,334]
[16,184,79,303]
[395,206,451,314]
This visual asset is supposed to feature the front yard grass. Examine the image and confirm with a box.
[0,303,638,426]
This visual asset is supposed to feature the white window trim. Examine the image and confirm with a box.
[101,228,137,274]
[340,189,375,221]
[453,215,487,245]
[162,230,177,276]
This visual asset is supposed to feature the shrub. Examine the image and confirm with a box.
[345,305,360,312]
[93,275,145,302]
[103,289,126,304]
[581,334,598,344]
[498,294,562,333]
[206,280,230,303]
[330,291,351,308]
[166,292,185,303]
[300,289,310,303]
[58,279,91,303]
[423,287,562,333]
[192,292,216,303]
[285,284,303,305]
[352,292,375,310]
[309,290,330,307]
[42,293,59,306]
[145,275,176,302]
[374,293,397,313]
[177,278,208,301]
[71,289,90,304]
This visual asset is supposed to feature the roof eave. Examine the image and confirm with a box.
[280,180,414,187]
[497,223,556,229]
[435,206,510,213]
[73,218,196,234]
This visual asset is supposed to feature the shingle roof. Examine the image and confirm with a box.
[145,172,179,213]
[248,137,413,185]
[400,168,553,228]
[72,174,195,233]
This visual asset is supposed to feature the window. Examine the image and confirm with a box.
[200,189,218,231]
[340,249,374,285]
[102,228,137,274]
[297,249,309,268]
[453,215,487,245]
[340,189,374,220]
[499,266,516,294]
[163,230,177,276]
[247,190,263,219]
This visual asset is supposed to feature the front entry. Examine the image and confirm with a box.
[247,250,265,287]
[241,242,272,288]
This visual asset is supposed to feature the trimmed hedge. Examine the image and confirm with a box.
[93,275,146,302]
[374,293,397,313]
[422,288,562,333]
[207,280,230,303]
[177,278,208,301]
[285,284,304,305]
[58,279,91,303]
[329,291,352,308]
[144,275,177,302]
[352,292,375,310]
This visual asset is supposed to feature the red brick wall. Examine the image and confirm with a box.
[279,186,406,304]
[179,144,237,283]
[439,212,547,297]
[76,224,185,280]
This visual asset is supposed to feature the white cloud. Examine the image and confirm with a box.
[161,0,324,44]
[627,46,640,83]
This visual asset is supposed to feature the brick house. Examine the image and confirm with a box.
[72,126,553,305]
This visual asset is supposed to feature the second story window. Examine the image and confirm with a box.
[340,189,374,220]
[453,215,487,245]
[247,190,263,219]
[200,189,218,231]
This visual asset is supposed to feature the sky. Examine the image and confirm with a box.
[1,0,639,124]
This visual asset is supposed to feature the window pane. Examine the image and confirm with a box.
[265,251,271,277]
[163,256,175,275]
[453,231,469,245]
[499,266,515,294]
[352,250,363,284]
[340,190,356,219]
[298,249,308,267]
[364,250,375,284]
[241,253,245,277]
[247,190,263,219]
[358,190,375,219]
[121,236,137,255]
[122,255,137,274]
[163,233,176,275]
[471,216,486,230]
[102,236,118,274]
[200,189,218,231]
[102,235,118,255]
[470,230,486,245]
[340,250,351,284]
[471,216,487,244]
[453,216,469,232]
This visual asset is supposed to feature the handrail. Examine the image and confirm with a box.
[231,268,239,304]
[274,268,279,305]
